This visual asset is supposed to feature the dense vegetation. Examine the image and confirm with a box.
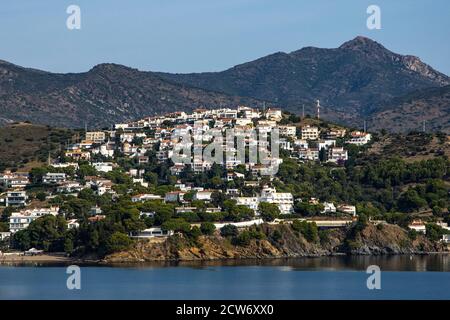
[1,121,449,257]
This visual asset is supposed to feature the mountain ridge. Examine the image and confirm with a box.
[0,36,448,131]
[157,36,449,117]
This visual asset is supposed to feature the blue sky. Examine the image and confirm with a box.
[0,0,449,75]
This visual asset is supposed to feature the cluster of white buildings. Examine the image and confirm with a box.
[0,106,368,239]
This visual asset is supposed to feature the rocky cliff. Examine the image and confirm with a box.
[104,223,446,263]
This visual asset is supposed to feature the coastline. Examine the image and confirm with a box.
[0,253,98,265]
[1,251,448,267]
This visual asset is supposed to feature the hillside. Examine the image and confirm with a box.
[0,61,261,128]
[157,36,449,121]
[0,122,74,171]
[368,85,450,133]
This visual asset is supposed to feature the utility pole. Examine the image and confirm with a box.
[422,120,426,132]
[316,100,320,120]
[364,120,367,133]
[302,104,305,119]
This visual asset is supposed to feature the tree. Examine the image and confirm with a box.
[36,192,47,202]
[78,164,97,179]
[161,218,191,233]
[258,202,280,222]
[29,167,48,184]
[187,226,202,240]
[182,191,195,202]
[220,224,238,237]
[233,230,251,246]
[144,172,158,186]
[291,220,318,242]
[398,189,427,212]
[106,232,132,253]
[64,237,74,254]
[200,222,216,235]
[12,215,67,251]
[425,223,448,242]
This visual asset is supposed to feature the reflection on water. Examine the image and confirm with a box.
[110,254,450,272]
[1,255,449,300]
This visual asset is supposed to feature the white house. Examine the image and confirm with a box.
[318,140,336,150]
[337,204,356,216]
[164,191,185,203]
[348,132,372,145]
[85,131,106,143]
[43,172,67,184]
[9,207,59,233]
[92,162,114,173]
[327,147,348,163]
[265,108,282,121]
[56,181,83,194]
[322,202,337,213]
[129,227,174,238]
[235,197,259,212]
[301,126,319,140]
[131,194,163,202]
[67,219,80,229]
[5,191,28,207]
[194,190,214,202]
[259,186,294,214]
[279,125,297,137]
[408,220,426,233]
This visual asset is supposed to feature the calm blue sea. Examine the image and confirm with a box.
[0,256,449,299]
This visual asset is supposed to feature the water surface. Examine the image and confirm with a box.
[1,255,449,299]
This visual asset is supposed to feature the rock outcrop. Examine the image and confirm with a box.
[104,223,446,263]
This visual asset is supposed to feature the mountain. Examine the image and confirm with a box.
[368,85,450,133]
[0,61,261,128]
[157,36,449,121]
[0,36,448,130]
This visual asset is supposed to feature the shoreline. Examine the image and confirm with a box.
[0,253,99,266]
[1,251,448,266]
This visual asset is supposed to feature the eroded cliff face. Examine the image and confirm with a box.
[103,223,446,263]
[345,223,443,255]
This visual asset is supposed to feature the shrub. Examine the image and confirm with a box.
[233,231,252,246]
[220,224,239,237]
[200,222,216,235]
[271,230,282,242]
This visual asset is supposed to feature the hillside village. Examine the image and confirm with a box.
[0,106,449,258]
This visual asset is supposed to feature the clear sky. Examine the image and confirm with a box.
[0,0,449,75]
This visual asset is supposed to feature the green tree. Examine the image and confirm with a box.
[258,202,280,222]
[398,189,427,212]
[78,164,97,179]
[106,232,132,253]
[220,224,239,237]
[200,222,216,235]
[161,218,191,233]
[425,223,448,242]
[291,220,318,242]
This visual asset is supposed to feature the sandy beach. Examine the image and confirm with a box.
[0,253,75,264]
